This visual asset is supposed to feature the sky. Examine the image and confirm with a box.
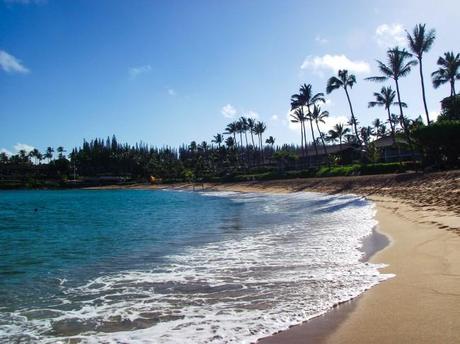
[1,0,459,155]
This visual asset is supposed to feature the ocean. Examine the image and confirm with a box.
[0,189,393,343]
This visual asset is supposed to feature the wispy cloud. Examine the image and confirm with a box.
[271,114,279,121]
[375,24,405,48]
[129,65,152,79]
[315,35,329,45]
[246,110,259,119]
[221,104,237,119]
[301,54,370,75]
[0,148,13,156]
[0,50,29,74]
[167,88,176,96]
[14,143,35,153]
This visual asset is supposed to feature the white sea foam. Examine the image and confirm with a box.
[0,192,393,343]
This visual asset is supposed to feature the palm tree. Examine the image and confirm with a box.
[225,122,238,147]
[254,121,266,162]
[328,123,350,151]
[431,51,460,96]
[290,108,306,155]
[239,116,249,148]
[366,47,417,138]
[57,146,66,159]
[406,24,436,124]
[225,136,235,148]
[212,133,224,148]
[235,120,244,148]
[368,86,406,144]
[326,70,360,143]
[44,146,54,163]
[291,84,325,158]
[299,84,325,158]
[247,118,257,148]
[265,136,275,147]
[311,105,329,155]
[371,119,387,139]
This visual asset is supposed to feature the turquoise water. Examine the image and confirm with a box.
[0,190,392,343]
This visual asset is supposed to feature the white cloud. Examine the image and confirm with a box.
[375,24,405,48]
[14,143,34,153]
[315,35,329,45]
[0,148,13,156]
[221,104,237,119]
[271,114,279,121]
[429,110,440,123]
[0,50,29,74]
[301,54,370,75]
[167,88,176,96]
[129,65,152,79]
[246,110,259,119]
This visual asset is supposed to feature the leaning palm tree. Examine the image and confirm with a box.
[311,105,329,155]
[431,51,460,96]
[328,123,350,151]
[366,47,417,138]
[212,133,224,148]
[406,24,436,124]
[326,70,360,143]
[368,86,406,144]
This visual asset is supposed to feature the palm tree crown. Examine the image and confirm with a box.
[326,70,360,143]
[431,51,460,96]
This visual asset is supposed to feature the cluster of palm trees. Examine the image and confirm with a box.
[289,23,460,160]
[1,146,65,165]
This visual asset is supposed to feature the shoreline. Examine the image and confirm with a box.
[86,172,460,342]
[163,177,460,343]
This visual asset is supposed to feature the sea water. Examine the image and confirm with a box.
[0,189,393,343]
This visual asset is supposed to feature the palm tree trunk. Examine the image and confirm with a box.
[300,121,305,157]
[451,78,456,96]
[418,58,430,124]
[250,132,255,148]
[344,88,361,144]
[308,119,319,163]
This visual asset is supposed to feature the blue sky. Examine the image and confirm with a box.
[1,0,459,155]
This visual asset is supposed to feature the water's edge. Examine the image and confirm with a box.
[257,199,391,343]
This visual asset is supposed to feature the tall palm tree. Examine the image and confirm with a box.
[57,146,66,159]
[44,146,54,163]
[406,23,436,124]
[299,84,325,158]
[290,108,306,155]
[366,47,417,137]
[212,133,224,148]
[225,122,238,147]
[368,86,407,144]
[328,123,350,151]
[239,116,249,148]
[326,70,360,143]
[247,118,257,148]
[254,121,266,162]
[311,105,329,155]
[431,51,460,96]
[225,136,235,148]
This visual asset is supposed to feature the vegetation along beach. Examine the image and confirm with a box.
[1,1,459,343]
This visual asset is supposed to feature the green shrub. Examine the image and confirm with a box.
[412,120,460,168]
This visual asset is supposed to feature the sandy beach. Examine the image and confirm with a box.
[163,171,460,343]
[90,171,460,343]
